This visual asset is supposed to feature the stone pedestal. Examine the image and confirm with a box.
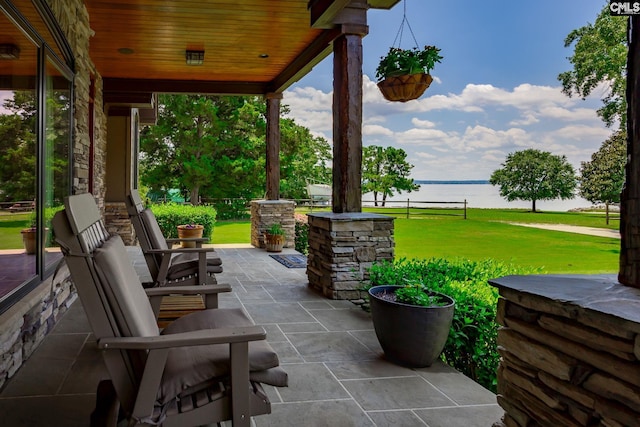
[250,200,295,249]
[307,212,394,300]
[104,202,135,245]
[490,275,640,427]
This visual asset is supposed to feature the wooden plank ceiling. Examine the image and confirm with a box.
[86,0,399,96]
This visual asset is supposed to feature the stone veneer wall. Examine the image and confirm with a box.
[0,266,76,390]
[47,0,108,203]
[490,275,640,427]
[307,212,394,300]
[104,202,135,245]
[250,200,295,248]
[0,0,106,389]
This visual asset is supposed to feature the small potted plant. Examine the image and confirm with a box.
[368,278,455,367]
[264,223,286,252]
[375,45,443,102]
[176,223,204,248]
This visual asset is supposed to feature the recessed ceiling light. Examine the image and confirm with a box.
[186,50,205,65]
[259,53,269,58]
[0,44,20,60]
[118,48,134,55]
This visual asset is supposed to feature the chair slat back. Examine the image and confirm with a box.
[53,194,147,413]
[126,190,163,279]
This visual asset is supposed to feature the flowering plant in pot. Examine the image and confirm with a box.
[368,274,455,368]
[176,223,204,248]
[375,45,442,102]
[264,223,286,252]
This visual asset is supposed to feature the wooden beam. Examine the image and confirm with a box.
[332,33,363,213]
[103,92,155,108]
[367,0,402,10]
[268,28,341,93]
[308,0,351,29]
[103,78,268,95]
[265,93,282,200]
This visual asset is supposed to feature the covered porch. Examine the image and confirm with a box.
[0,246,501,426]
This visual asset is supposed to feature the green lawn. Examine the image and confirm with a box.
[0,212,31,249]
[214,208,619,274]
[1,208,620,274]
[213,220,251,243]
[392,216,618,274]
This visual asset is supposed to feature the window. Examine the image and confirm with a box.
[0,0,73,314]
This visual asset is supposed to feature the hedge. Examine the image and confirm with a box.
[367,257,542,392]
[150,203,217,240]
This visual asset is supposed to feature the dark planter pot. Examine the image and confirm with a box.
[368,285,455,367]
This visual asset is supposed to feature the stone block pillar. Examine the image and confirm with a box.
[104,202,135,245]
[307,212,394,299]
[490,275,640,427]
[250,200,295,249]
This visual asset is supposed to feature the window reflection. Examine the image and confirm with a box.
[0,6,72,309]
[43,57,70,269]
[0,11,37,300]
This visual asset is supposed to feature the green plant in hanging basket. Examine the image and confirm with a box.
[375,45,442,81]
[376,45,443,102]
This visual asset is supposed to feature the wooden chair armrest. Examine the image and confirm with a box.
[146,247,216,254]
[166,237,209,244]
[97,326,266,350]
[145,283,231,297]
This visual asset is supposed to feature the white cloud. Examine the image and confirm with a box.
[411,117,437,128]
[284,76,610,180]
[363,124,394,136]
[509,113,539,126]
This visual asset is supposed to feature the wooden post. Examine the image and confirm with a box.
[332,28,367,213]
[265,93,282,200]
[619,16,640,287]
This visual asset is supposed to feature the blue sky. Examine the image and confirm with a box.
[283,0,615,180]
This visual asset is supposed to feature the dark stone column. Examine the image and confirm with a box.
[619,16,640,287]
[265,93,282,201]
[332,26,367,213]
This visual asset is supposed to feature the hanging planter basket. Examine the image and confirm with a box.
[375,0,442,103]
[377,73,433,103]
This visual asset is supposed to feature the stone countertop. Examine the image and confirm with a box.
[489,274,640,326]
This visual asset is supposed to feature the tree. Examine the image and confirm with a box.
[558,5,628,128]
[579,130,626,223]
[140,94,331,203]
[0,92,37,202]
[279,114,331,200]
[489,149,577,212]
[140,94,253,204]
[362,145,419,206]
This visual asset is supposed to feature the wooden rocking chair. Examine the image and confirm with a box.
[52,193,287,427]
[125,189,224,287]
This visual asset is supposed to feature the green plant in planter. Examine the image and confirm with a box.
[375,45,443,81]
[395,282,450,307]
[266,223,285,236]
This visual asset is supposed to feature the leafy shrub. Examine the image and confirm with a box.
[294,213,308,254]
[29,205,64,246]
[212,198,250,220]
[368,257,542,392]
[150,203,217,240]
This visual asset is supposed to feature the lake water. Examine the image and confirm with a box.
[363,183,594,212]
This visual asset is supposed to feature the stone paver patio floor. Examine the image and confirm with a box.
[0,246,502,426]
